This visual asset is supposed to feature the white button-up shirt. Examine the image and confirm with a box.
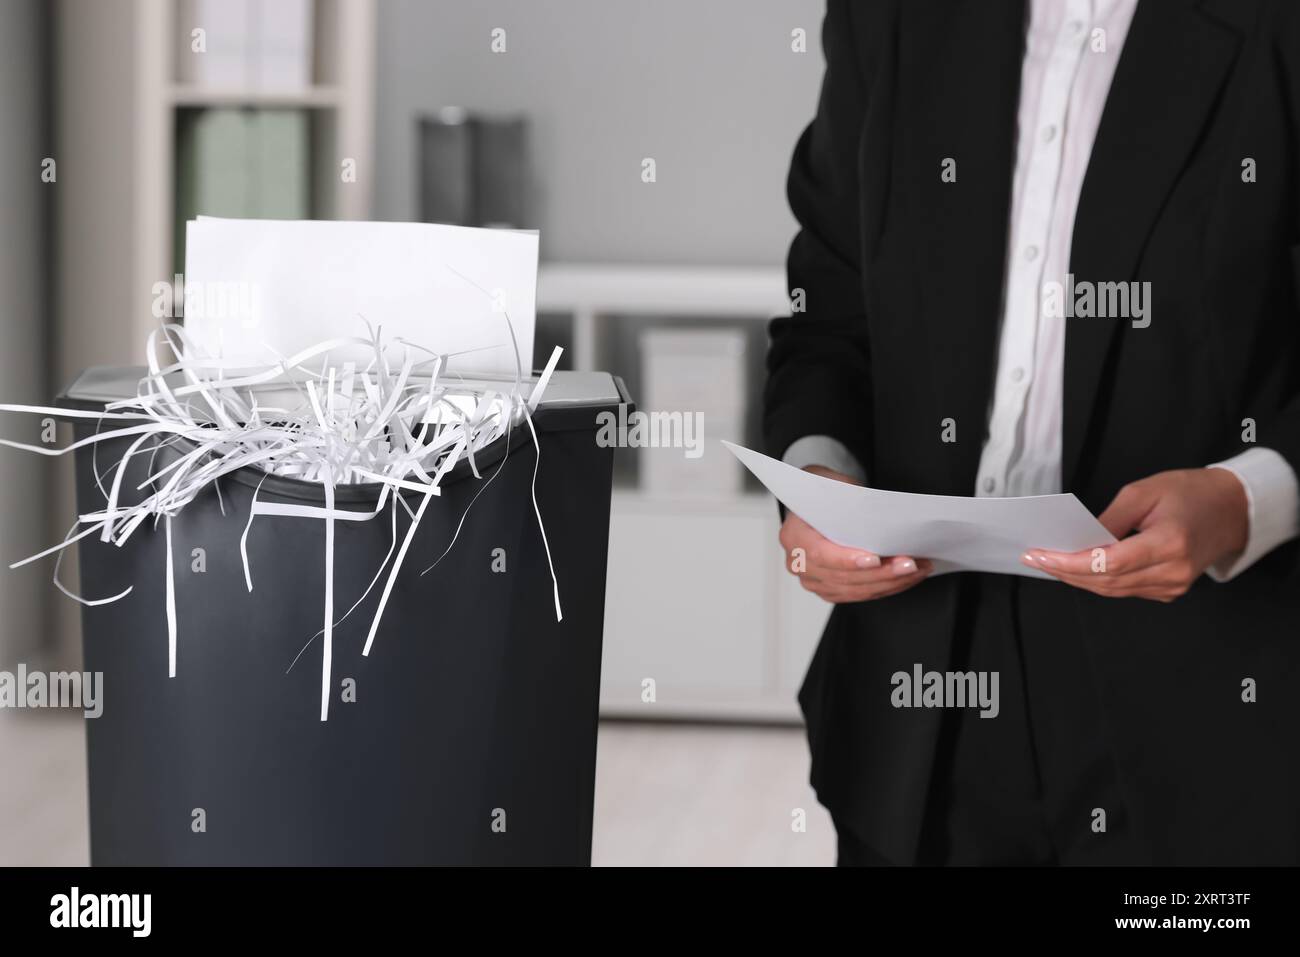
[784,0,1300,580]
[977,0,1131,499]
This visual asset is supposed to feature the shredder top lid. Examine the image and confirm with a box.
[60,366,625,414]
[55,366,631,502]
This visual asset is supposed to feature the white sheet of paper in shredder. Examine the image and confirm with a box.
[182,217,538,378]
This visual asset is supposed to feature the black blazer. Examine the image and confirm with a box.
[764,0,1300,864]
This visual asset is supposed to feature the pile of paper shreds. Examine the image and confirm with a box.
[0,322,564,720]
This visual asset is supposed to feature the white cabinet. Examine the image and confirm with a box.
[534,265,831,723]
[599,493,830,723]
[602,496,771,706]
[778,552,832,697]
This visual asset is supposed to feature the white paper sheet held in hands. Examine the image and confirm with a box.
[723,442,1116,580]
[184,217,537,375]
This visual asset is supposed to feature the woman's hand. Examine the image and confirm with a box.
[779,466,933,603]
[1022,468,1249,602]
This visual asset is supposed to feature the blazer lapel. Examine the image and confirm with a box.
[902,0,1026,494]
[1063,0,1239,490]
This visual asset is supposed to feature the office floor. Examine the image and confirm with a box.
[0,714,833,867]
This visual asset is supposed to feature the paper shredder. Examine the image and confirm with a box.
[58,366,629,866]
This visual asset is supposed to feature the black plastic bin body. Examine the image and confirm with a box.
[62,367,629,866]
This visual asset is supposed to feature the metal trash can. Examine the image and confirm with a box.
[59,366,630,866]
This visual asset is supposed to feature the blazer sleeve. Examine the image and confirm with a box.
[763,0,878,469]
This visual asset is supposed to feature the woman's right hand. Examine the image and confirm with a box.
[778,466,933,603]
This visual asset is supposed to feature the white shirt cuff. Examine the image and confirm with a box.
[1205,447,1300,582]
[781,435,867,484]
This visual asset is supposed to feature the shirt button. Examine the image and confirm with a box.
[1042,125,1057,143]
[1068,20,1084,35]
[1010,366,1025,383]
[982,477,997,494]
[1024,245,1039,261]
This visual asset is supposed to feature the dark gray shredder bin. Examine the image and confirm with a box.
[59,366,630,866]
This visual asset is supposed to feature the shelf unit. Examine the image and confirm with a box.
[52,0,376,661]
[537,263,830,723]
[56,0,376,366]
[165,85,344,109]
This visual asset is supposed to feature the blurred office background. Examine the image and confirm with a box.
[0,0,834,865]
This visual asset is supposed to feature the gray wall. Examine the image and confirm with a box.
[0,0,50,664]
[375,0,826,264]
